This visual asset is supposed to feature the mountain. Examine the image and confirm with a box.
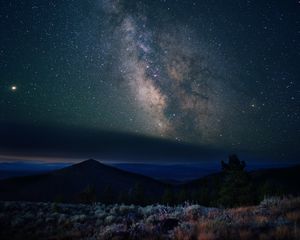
[112,163,219,182]
[0,159,299,205]
[0,159,166,204]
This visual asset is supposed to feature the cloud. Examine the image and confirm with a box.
[0,122,226,163]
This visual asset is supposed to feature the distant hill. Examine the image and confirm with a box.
[0,159,299,205]
[0,162,71,180]
[0,170,50,180]
[112,163,220,182]
[0,159,166,204]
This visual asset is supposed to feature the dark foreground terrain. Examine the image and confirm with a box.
[0,197,299,240]
[1,159,299,207]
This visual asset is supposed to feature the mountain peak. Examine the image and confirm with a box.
[71,159,103,169]
[84,159,99,164]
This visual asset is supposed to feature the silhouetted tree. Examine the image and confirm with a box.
[218,155,254,207]
[221,154,246,171]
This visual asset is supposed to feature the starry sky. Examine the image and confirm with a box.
[0,0,299,162]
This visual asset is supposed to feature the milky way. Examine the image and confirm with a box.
[99,0,233,144]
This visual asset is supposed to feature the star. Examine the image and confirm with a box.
[10,85,17,92]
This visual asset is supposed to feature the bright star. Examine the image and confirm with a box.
[11,85,17,92]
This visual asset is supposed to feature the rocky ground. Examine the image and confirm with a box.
[0,197,299,240]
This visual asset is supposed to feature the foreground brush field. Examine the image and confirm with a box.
[0,196,299,240]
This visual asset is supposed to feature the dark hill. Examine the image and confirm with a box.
[0,159,166,204]
[0,160,299,205]
[182,164,300,205]
[184,164,300,189]
[250,165,300,194]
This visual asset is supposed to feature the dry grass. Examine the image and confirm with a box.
[238,229,253,240]
[1,197,300,240]
[272,225,294,240]
[173,224,197,240]
[172,197,300,240]
[254,215,269,224]
[197,232,217,240]
[286,210,300,222]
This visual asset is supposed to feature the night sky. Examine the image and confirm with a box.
[0,0,299,162]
